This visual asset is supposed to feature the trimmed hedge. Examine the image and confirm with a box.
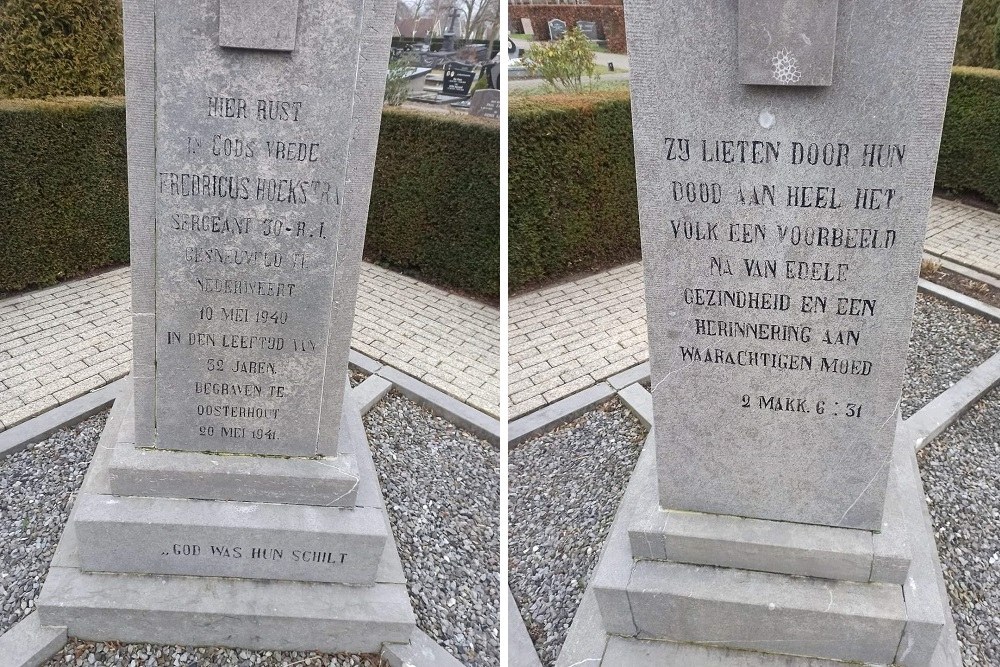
[509,90,638,291]
[0,98,499,300]
[937,67,1000,205]
[0,97,130,292]
[954,0,1000,68]
[368,109,500,300]
[0,0,124,98]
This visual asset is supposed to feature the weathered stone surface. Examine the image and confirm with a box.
[624,0,963,529]
[603,635,848,666]
[219,0,299,52]
[108,395,361,506]
[0,612,66,667]
[140,0,391,457]
[628,444,911,584]
[74,493,387,584]
[624,560,905,664]
[565,422,957,665]
[737,0,839,87]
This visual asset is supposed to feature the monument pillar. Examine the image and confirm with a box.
[35,0,425,654]
[560,2,964,665]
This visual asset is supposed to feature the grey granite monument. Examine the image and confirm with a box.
[558,2,965,665]
[34,0,428,655]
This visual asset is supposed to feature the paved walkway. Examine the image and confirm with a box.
[509,196,1000,418]
[925,198,1000,277]
[0,264,499,432]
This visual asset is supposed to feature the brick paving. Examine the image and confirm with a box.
[508,263,646,418]
[0,264,499,432]
[509,196,1000,418]
[925,197,1000,276]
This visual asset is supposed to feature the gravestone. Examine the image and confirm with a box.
[35,0,425,655]
[548,18,566,41]
[576,20,599,41]
[469,89,500,119]
[558,2,964,665]
[442,61,478,97]
[521,17,534,36]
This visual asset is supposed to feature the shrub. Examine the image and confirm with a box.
[0,0,125,98]
[384,58,411,106]
[509,90,638,291]
[955,0,1000,67]
[368,109,500,300]
[0,97,130,292]
[936,67,1000,206]
[523,27,600,93]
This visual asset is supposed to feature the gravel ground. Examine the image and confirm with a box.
[900,292,1000,419]
[1,412,107,635]
[364,391,500,667]
[508,399,645,666]
[918,386,1000,666]
[45,645,384,666]
[2,387,498,667]
[349,369,367,388]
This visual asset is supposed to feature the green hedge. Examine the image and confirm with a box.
[0,97,130,291]
[509,91,639,291]
[937,67,1000,206]
[368,109,500,300]
[955,0,1000,68]
[0,0,124,98]
[0,98,499,300]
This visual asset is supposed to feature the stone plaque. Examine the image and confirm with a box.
[138,0,379,457]
[738,0,839,87]
[469,89,500,118]
[219,0,300,52]
[627,1,961,529]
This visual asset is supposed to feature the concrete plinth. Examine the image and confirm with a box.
[108,399,362,507]
[557,426,961,666]
[35,383,420,654]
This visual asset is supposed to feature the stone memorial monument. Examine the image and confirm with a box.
[559,2,965,665]
[34,0,427,655]
[548,18,566,41]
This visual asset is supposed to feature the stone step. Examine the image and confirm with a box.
[74,492,387,585]
[593,559,906,665]
[108,397,361,507]
[37,525,414,654]
[626,435,910,585]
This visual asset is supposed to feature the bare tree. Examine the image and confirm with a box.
[459,0,499,40]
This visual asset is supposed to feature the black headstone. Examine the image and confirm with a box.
[441,62,477,97]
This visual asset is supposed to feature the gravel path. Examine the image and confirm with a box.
[900,292,1000,419]
[508,399,645,666]
[918,386,1000,667]
[2,388,498,667]
[1,412,107,635]
[365,392,500,667]
[45,645,384,666]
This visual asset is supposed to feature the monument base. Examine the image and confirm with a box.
[557,423,962,666]
[35,381,421,655]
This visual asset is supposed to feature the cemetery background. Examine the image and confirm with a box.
[0,0,500,665]
[507,4,1000,667]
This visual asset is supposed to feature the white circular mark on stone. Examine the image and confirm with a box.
[759,109,775,129]
[668,311,677,317]
[768,602,777,611]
